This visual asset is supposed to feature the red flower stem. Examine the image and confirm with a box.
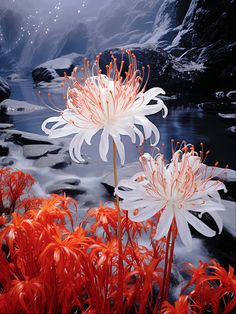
[113,140,123,312]
[160,228,172,306]
[164,224,177,301]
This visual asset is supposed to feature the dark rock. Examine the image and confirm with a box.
[23,144,62,159]
[32,53,83,83]
[0,143,9,156]
[0,157,16,166]
[197,102,236,112]
[32,68,59,83]
[33,153,70,169]
[99,46,200,92]
[46,183,85,196]
[0,77,11,102]
[51,177,81,186]
[158,0,236,92]
[5,130,53,146]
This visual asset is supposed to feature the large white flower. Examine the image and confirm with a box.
[115,147,227,250]
[41,50,167,165]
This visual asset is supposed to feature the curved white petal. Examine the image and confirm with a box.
[208,211,223,234]
[155,208,174,240]
[128,204,161,222]
[133,126,144,145]
[112,134,125,166]
[69,133,85,163]
[99,128,109,162]
[48,124,78,139]
[183,211,216,237]
[175,212,192,251]
[41,116,65,134]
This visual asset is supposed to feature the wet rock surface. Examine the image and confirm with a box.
[4,130,54,146]
[23,144,62,159]
[46,183,86,196]
[0,77,11,102]
[33,153,70,169]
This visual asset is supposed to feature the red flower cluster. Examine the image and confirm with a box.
[0,168,235,313]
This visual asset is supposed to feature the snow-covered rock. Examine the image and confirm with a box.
[227,91,236,101]
[0,99,43,115]
[0,77,11,102]
[4,129,54,145]
[227,126,236,134]
[218,113,236,119]
[33,153,70,169]
[0,123,14,129]
[32,53,83,83]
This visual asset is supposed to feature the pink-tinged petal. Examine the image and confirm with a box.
[182,211,216,237]
[175,212,192,251]
[99,128,109,162]
[155,208,174,240]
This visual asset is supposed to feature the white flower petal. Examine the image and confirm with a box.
[155,208,174,240]
[112,134,125,166]
[183,211,216,237]
[69,133,85,163]
[48,124,78,139]
[128,204,161,222]
[175,212,192,251]
[41,116,64,134]
[207,211,223,234]
[99,128,109,162]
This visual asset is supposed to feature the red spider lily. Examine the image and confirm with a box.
[0,214,6,226]
[181,261,236,313]
[27,194,77,229]
[0,168,34,215]
[161,295,199,314]
[1,277,46,314]
[87,202,119,240]
[124,259,163,313]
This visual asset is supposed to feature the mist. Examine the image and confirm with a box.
[0,0,164,72]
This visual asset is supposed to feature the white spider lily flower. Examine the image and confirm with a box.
[41,50,167,165]
[115,146,227,250]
